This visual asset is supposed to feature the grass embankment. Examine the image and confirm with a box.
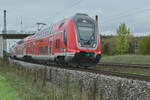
[101,54,150,65]
[0,73,19,100]
[0,59,72,100]
[93,55,150,76]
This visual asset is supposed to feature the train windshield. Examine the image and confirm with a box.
[73,14,98,48]
[78,26,94,40]
[76,19,95,41]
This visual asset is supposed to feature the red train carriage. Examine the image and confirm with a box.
[12,40,25,59]
[11,13,101,67]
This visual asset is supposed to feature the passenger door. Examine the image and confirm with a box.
[49,36,53,55]
[32,41,35,55]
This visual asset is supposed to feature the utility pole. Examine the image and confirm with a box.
[20,19,23,33]
[95,15,98,24]
[2,10,7,55]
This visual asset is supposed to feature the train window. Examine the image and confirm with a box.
[56,40,57,48]
[32,41,35,55]
[49,37,53,55]
[77,19,95,41]
[58,39,60,48]
[63,30,67,46]
[39,46,48,55]
[18,49,23,55]
[59,22,64,29]
[30,42,32,47]
[55,39,60,48]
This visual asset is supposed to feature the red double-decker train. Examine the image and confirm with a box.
[10,13,101,67]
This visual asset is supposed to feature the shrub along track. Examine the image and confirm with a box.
[8,58,150,82]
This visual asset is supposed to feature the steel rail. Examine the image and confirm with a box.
[98,62,150,69]
[82,68,150,82]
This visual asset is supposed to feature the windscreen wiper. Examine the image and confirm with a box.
[86,33,95,43]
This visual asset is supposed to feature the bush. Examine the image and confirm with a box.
[138,36,150,54]
[101,38,118,55]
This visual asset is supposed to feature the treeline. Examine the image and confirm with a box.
[101,23,150,55]
[138,36,150,54]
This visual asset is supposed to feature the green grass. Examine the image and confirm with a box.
[0,73,20,100]
[92,54,150,76]
[0,59,86,100]
[0,66,64,100]
[0,58,55,100]
[100,54,150,65]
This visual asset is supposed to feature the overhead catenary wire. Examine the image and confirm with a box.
[44,0,84,23]
[101,6,150,25]
[22,0,85,30]
[3,1,150,34]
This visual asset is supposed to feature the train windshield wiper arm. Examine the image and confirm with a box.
[86,33,95,43]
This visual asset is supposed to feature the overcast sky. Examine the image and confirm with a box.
[0,0,150,36]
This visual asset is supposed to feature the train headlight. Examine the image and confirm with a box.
[64,49,66,52]
[93,43,96,48]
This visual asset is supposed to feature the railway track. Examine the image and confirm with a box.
[82,68,150,82]
[98,62,150,69]
[9,58,150,82]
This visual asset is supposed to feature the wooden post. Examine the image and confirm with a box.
[33,69,37,84]
[42,67,47,87]
[49,69,52,82]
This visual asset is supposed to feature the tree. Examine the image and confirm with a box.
[115,23,131,54]
[138,36,150,54]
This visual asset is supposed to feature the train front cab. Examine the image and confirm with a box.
[64,14,101,66]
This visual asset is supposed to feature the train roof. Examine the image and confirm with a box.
[26,13,92,40]
[72,13,95,21]
[24,35,34,41]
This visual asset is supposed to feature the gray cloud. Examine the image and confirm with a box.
[0,0,150,36]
